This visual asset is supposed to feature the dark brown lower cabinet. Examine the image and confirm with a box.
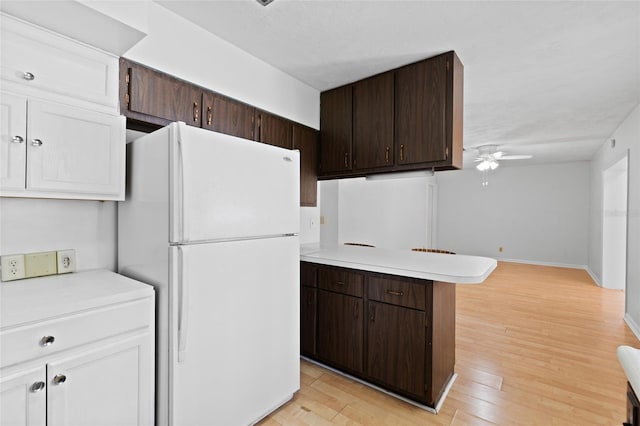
[317,289,364,374]
[367,301,426,398]
[627,382,640,426]
[301,262,456,409]
[300,285,317,356]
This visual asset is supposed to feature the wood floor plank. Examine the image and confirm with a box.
[260,262,639,425]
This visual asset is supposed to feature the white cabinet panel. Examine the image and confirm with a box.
[0,92,27,191]
[0,13,118,110]
[26,100,124,198]
[0,93,125,201]
[47,334,153,426]
[0,365,46,426]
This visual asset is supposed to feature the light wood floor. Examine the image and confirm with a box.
[260,262,639,425]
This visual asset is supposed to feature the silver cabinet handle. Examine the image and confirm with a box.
[53,374,66,385]
[12,136,24,144]
[31,381,46,393]
[23,72,35,81]
[31,139,43,147]
[41,335,55,346]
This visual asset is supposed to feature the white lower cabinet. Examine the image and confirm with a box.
[0,92,125,200]
[0,366,46,426]
[0,271,155,426]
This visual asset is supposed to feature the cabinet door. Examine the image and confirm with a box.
[256,112,292,149]
[1,92,27,191]
[300,286,317,356]
[202,92,255,139]
[319,85,352,174]
[395,54,448,165]
[366,301,426,399]
[26,100,125,200]
[126,63,202,127]
[47,333,153,426]
[0,366,46,426]
[293,124,318,207]
[317,289,363,374]
[353,73,394,170]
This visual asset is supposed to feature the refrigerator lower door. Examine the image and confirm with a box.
[169,122,300,244]
[169,236,300,426]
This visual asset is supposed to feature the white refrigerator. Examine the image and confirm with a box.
[118,122,300,426]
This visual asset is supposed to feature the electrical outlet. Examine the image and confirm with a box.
[1,254,26,281]
[57,249,76,274]
[499,246,504,253]
[25,251,57,278]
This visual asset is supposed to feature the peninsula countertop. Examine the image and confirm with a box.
[300,245,497,284]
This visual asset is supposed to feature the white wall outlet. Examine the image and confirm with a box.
[57,249,76,274]
[1,254,26,281]
[25,251,57,278]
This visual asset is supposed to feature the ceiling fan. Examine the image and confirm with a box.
[472,144,533,171]
[468,144,533,186]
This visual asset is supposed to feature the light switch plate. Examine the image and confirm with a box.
[57,249,76,274]
[25,251,57,278]
[1,254,26,281]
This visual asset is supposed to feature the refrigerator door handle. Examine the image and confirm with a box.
[177,246,189,362]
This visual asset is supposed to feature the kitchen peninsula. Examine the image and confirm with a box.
[299,245,497,412]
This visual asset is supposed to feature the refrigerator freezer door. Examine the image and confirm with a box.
[169,236,300,426]
[170,123,300,244]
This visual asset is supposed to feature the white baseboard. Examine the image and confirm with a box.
[585,266,602,287]
[625,314,640,342]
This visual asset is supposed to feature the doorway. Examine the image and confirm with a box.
[602,153,629,292]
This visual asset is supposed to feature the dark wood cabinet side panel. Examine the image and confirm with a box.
[257,112,292,149]
[202,92,255,140]
[128,65,202,126]
[366,301,426,399]
[301,286,317,356]
[317,290,364,374]
[430,281,455,405]
[293,124,318,207]
[353,73,394,170]
[320,85,353,174]
[300,262,318,288]
[395,55,447,165]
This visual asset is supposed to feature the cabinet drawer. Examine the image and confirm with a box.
[368,275,426,310]
[318,267,363,297]
[300,262,317,288]
[0,298,151,369]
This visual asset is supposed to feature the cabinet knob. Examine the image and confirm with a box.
[31,139,43,147]
[30,381,46,393]
[11,136,24,144]
[53,374,67,385]
[40,335,55,346]
[23,71,35,81]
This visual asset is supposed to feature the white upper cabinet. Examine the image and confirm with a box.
[0,13,125,201]
[0,13,119,112]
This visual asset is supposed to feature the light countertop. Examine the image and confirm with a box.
[300,245,497,284]
[1,269,154,329]
[618,345,640,396]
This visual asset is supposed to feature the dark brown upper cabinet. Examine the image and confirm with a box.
[318,51,463,179]
[256,111,292,149]
[202,92,255,140]
[293,124,318,207]
[319,85,353,174]
[353,72,394,171]
[395,51,463,170]
[121,59,202,129]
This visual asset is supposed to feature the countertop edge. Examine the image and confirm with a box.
[618,345,640,397]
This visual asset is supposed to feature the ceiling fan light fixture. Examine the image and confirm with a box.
[489,160,499,170]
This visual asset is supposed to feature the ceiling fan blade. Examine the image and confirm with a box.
[500,155,533,160]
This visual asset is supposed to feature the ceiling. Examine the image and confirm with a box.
[160,2,637,167]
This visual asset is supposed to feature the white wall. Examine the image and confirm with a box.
[589,104,640,337]
[0,198,117,271]
[319,176,436,249]
[0,4,322,269]
[602,157,628,289]
[436,161,590,266]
